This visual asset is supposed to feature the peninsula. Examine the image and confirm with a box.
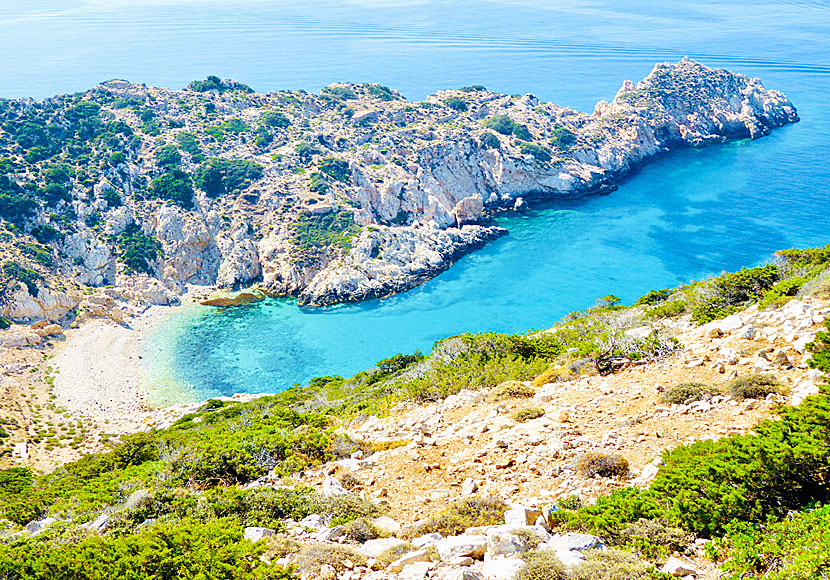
[0,58,798,320]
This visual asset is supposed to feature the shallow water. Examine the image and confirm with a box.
[4,1,828,402]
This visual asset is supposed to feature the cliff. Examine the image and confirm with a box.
[0,58,798,320]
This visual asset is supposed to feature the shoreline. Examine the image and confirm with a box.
[50,286,278,436]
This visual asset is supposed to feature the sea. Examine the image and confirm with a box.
[2,0,828,403]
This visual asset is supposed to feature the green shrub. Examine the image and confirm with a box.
[516,550,567,580]
[262,111,291,128]
[0,518,293,580]
[113,224,162,275]
[550,126,577,150]
[148,169,194,208]
[519,142,552,162]
[412,496,506,537]
[366,84,397,101]
[484,115,528,138]
[719,505,830,580]
[154,144,181,169]
[319,157,350,182]
[570,549,666,580]
[647,300,686,319]
[175,132,205,163]
[193,158,263,197]
[480,131,501,149]
[634,289,670,307]
[692,265,780,325]
[311,494,384,526]
[322,86,356,101]
[726,374,783,400]
[443,97,468,112]
[660,382,721,404]
[512,407,545,423]
[291,210,360,251]
[807,319,830,374]
[491,380,535,400]
[2,260,42,296]
[759,277,805,308]
[617,518,690,560]
[558,495,583,510]
[576,452,630,479]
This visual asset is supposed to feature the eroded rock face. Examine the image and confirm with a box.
[0,59,798,318]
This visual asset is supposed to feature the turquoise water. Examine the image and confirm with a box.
[4,1,829,402]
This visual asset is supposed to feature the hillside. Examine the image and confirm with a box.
[0,59,798,322]
[0,244,828,579]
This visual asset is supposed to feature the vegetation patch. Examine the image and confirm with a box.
[659,382,721,405]
[512,407,545,423]
[147,169,194,208]
[411,496,506,537]
[726,373,783,400]
[112,224,162,275]
[291,210,360,251]
[491,380,535,400]
[575,452,630,479]
[193,157,263,198]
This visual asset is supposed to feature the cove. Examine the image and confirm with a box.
[142,118,829,404]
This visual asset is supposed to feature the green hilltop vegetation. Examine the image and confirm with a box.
[0,244,829,579]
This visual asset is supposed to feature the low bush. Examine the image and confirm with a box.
[374,542,416,569]
[296,544,365,575]
[550,126,577,151]
[194,158,263,198]
[113,224,162,276]
[726,374,783,400]
[646,300,686,319]
[570,549,668,580]
[480,131,501,149]
[634,289,670,307]
[719,504,830,580]
[576,452,630,479]
[443,97,468,112]
[319,157,350,182]
[516,550,567,580]
[618,518,690,560]
[806,319,830,374]
[262,111,291,128]
[411,496,506,537]
[659,382,721,405]
[342,517,380,542]
[491,380,535,400]
[147,169,194,208]
[512,407,545,423]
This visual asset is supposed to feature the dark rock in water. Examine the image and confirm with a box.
[200,292,265,308]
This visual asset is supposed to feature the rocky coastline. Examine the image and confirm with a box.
[0,58,798,322]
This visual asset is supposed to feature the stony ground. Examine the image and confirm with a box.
[304,298,826,524]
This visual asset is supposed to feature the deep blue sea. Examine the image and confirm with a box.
[3,1,828,403]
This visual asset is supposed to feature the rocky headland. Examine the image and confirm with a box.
[0,58,798,322]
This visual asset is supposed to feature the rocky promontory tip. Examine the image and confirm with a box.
[0,59,798,320]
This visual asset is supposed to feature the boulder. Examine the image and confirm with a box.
[299,514,327,531]
[461,478,479,496]
[321,475,351,497]
[82,513,110,533]
[244,527,275,542]
[436,535,488,561]
[399,561,434,580]
[546,532,605,552]
[486,525,551,557]
[25,517,57,536]
[359,537,409,558]
[372,515,401,535]
[504,505,543,526]
[660,556,697,577]
[413,532,443,548]
[481,557,525,579]
[388,549,431,573]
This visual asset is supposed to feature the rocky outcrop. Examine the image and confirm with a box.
[0,59,798,317]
